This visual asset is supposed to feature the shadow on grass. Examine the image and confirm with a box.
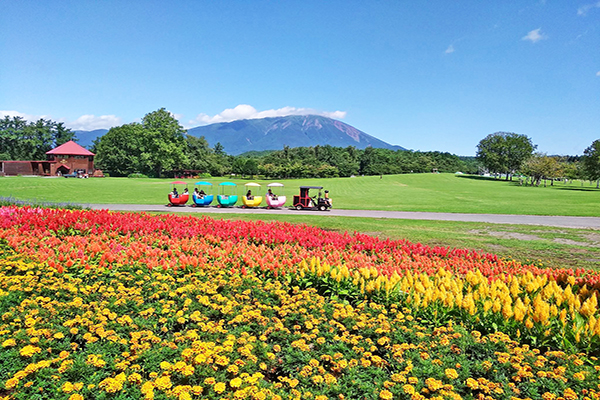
[455,175,506,182]
[554,186,600,192]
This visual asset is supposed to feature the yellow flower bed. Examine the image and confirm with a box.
[298,257,600,350]
[1,252,599,400]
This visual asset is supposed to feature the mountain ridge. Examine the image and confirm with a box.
[73,115,405,154]
[186,115,404,155]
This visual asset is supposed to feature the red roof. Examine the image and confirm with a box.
[46,141,95,156]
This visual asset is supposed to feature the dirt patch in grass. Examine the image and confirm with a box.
[553,238,599,247]
[582,232,600,243]
[487,231,542,241]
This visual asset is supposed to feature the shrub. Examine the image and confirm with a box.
[127,173,149,179]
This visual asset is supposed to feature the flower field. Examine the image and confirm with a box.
[0,206,599,400]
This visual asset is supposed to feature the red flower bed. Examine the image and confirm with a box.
[0,206,596,286]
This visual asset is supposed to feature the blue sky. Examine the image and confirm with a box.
[1,0,599,155]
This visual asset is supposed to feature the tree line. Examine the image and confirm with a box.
[88,109,480,178]
[2,109,599,185]
[0,116,76,160]
[476,132,600,187]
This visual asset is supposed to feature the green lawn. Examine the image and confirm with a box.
[0,173,598,216]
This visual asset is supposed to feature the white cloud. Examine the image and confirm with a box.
[577,1,600,15]
[0,110,122,131]
[189,105,347,126]
[0,110,50,121]
[444,45,455,54]
[522,28,546,43]
[596,71,600,76]
[67,115,123,130]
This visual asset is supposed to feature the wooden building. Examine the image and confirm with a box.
[46,141,95,176]
[0,141,95,176]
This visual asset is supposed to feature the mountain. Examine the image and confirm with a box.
[74,129,108,148]
[71,116,404,155]
[187,115,405,155]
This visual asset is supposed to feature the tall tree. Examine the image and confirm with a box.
[582,139,600,188]
[0,116,75,160]
[476,132,536,180]
[93,123,145,176]
[141,108,187,178]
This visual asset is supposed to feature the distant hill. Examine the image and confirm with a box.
[72,115,404,155]
[74,129,108,148]
[187,115,404,155]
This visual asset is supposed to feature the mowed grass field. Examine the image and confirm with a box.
[1,173,598,216]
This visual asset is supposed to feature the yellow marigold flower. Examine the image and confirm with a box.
[445,368,459,380]
[563,387,577,400]
[5,378,19,389]
[425,378,443,391]
[204,377,216,385]
[19,345,41,358]
[213,382,226,393]
[178,392,192,400]
[160,361,172,370]
[312,375,324,384]
[316,396,328,400]
[181,364,194,376]
[573,372,585,381]
[155,376,172,391]
[227,364,239,375]
[98,377,123,393]
[2,339,16,347]
[379,390,393,400]
[254,391,267,400]
[230,377,242,388]
[465,378,479,390]
[403,384,415,395]
[126,373,142,384]
[408,377,418,384]
[192,386,203,395]
[542,392,556,400]
[324,374,337,384]
[62,382,74,393]
[68,394,84,400]
[141,381,154,394]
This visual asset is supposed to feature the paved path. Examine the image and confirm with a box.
[85,204,600,229]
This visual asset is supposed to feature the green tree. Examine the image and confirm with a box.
[476,132,536,180]
[141,108,187,177]
[244,158,259,177]
[232,157,246,177]
[0,116,76,160]
[93,123,145,176]
[582,139,600,188]
[523,153,563,187]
